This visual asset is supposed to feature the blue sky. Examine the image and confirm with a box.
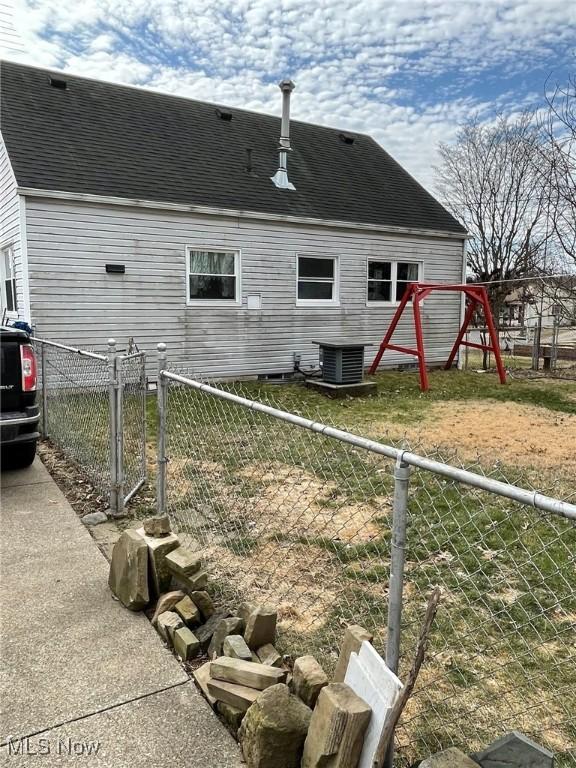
[2,0,575,190]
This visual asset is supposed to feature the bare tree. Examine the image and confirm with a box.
[436,113,551,322]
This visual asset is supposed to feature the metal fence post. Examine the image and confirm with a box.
[114,349,125,517]
[384,454,411,768]
[156,343,168,516]
[107,338,119,516]
[40,342,48,438]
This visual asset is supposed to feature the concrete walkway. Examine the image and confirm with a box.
[0,459,241,766]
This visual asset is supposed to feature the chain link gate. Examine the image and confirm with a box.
[34,337,147,515]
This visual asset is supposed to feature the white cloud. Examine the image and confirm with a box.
[2,0,575,189]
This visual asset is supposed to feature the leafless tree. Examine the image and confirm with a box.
[436,113,551,318]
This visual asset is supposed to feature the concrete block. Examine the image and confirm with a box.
[238,683,312,768]
[223,634,252,661]
[244,605,277,650]
[174,595,201,626]
[211,656,286,690]
[473,731,554,768]
[193,661,217,706]
[156,611,184,645]
[108,529,149,611]
[207,678,261,712]
[301,683,371,768]
[165,546,202,576]
[256,643,282,667]
[173,626,200,661]
[142,515,171,537]
[208,616,244,658]
[189,590,215,619]
[292,655,328,708]
[333,625,373,682]
[136,527,180,596]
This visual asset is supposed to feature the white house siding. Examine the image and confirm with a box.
[0,135,27,320]
[25,197,465,377]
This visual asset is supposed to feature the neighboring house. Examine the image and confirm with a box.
[500,279,576,336]
[1,61,467,378]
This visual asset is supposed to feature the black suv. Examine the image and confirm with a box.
[0,326,40,468]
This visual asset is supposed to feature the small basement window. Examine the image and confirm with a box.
[297,255,338,306]
[367,260,421,304]
[187,249,240,306]
[1,244,18,315]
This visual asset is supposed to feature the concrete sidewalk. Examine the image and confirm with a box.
[0,459,241,766]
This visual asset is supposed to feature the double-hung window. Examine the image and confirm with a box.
[1,244,17,316]
[297,255,338,305]
[187,249,240,306]
[367,260,420,304]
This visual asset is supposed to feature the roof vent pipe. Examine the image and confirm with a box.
[271,79,296,191]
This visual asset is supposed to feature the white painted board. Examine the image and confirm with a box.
[344,641,403,768]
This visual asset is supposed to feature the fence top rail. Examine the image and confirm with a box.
[31,337,108,362]
[161,369,576,522]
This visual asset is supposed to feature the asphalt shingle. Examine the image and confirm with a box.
[1,61,465,234]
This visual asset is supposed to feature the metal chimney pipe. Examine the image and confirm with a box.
[271,78,296,191]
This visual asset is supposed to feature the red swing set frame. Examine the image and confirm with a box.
[368,283,507,392]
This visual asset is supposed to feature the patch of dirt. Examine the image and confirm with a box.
[239,462,388,543]
[183,536,341,633]
[38,441,108,518]
[390,400,576,472]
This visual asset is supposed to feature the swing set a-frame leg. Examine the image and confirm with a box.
[412,291,429,391]
[445,299,477,370]
[368,286,414,374]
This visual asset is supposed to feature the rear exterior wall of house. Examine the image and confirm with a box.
[24,196,465,377]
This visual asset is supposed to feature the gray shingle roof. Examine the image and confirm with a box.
[1,61,465,234]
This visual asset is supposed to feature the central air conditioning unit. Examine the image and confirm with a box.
[316,341,365,384]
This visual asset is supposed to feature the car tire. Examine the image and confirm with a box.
[2,441,37,470]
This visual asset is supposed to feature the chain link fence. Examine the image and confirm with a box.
[34,338,147,513]
[156,359,575,767]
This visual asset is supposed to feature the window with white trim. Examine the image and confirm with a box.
[187,249,240,305]
[1,245,17,315]
[297,255,338,305]
[367,260,421,303]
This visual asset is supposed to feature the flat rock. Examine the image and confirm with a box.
[208,616,244,659]
[238,683,312,768]
[224,634,253,661]
[108,529,149,610]
[156,611,184,644]
[142,515,171,537]
[165,546,202,576]
[207,677,261,712]
[193,661,217,706]
[473,731,553,768]
[175,594,201,626]
[420,748,481,767]
[151,590,185,625]
[136,527,180,596]
[256,644,282,667]
[334,625,373,682]
[190,590,215,619]
[244,605,277,650]
[301,683,371,768]
[173,626,200,661]
[196,608,231,651]
[211,656,286,690]
[82,511,108,526]
[292,655,328,708]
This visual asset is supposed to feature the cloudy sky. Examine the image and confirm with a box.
[2,0,575,190]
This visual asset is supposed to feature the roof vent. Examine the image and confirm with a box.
[339,133,355,145]
[215,108,232,121]
[271,79,296,191]
[49,76,67,90]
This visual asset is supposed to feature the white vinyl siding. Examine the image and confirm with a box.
[24,197,465,377]
[0,135,27,320]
